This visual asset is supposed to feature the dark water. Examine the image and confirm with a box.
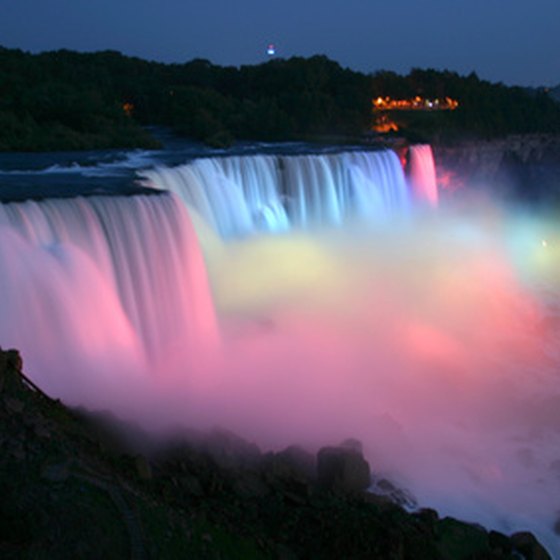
[0,131,381,202]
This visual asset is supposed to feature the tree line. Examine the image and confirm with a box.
[1,46,559,151]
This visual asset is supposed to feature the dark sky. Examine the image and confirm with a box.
[1,0,558,86]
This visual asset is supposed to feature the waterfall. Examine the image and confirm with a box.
[1,143,558,554]
[139,149,411,237]
[0,193,217,392]
[408,144,438,207]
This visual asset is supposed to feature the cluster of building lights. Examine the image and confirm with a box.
[372,96,459,111]
[371,95,459,133]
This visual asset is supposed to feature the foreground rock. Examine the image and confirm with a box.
[0,348,552,559]
[317,441,371,493]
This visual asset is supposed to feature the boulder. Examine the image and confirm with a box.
[316,444,371,493]
[263,445,315,482]
[488,530,512,555]
[0,348,23,393]
[511,531,552,560]
[204,428,261,469]
[134,455,152,480]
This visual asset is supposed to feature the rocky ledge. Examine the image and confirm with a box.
[0,348,553,559]
[432,134,560,204]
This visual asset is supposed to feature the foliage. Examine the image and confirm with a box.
[0,46,559,151]
[372,68,560,142]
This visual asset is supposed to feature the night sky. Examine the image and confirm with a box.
[1,0,558,87]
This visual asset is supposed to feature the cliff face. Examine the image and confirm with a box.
[433,134,560,204]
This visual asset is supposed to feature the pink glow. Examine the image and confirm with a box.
[409,145,439,206]
[0,191,559,554]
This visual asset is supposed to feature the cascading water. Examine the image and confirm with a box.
[0,193,217,398]
[1,144,559,555]
[408,144,438,206]
[139,149,411,237]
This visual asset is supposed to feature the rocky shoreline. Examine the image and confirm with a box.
[0,348,554,559]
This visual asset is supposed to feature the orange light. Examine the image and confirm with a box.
[372,115,399,133]
[122,102,134,117]
[372,96,459,112]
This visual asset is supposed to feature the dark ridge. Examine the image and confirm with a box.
[2,46,560,152]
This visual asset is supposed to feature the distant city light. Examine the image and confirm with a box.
[267,44,276,56]
[372,96,459,111]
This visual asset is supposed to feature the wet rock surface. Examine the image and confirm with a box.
[0,347,554,559]
[433,134,560,205]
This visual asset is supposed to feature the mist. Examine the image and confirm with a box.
[180,200,560,553]
[1,186,559,555]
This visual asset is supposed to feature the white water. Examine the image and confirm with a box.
[409,144,438,206]
[0,147,558,555]
[0,194,217,399]
[139,149,410,237]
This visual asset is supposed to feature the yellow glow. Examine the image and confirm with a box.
[211,235,343,313]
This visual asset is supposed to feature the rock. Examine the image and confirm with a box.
[510,531,552,560]
[135,455,152,480]
[436,517,490,559]
[41,462,70,483]
[316,445,371,493]
[10,446,26,461]
[371,477,417,509]
[204,428,261,469]
[433,135,560,203]
[339,438,363,453]
[5,397,24,414]
[232,471,269,499]
[0,354,5,392]
[264,446,315,482]
[5,349,23,372]
[488,530,512,555]
[179,473,204,497]
[0,348,24,394]
[275,543,299,560]
[33,423,51,439]
[416,508,439,525]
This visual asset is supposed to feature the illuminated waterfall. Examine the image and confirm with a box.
[408,144,438,206]
[0,143,559,555]
[139,149,411,237]
[0,193,217,392]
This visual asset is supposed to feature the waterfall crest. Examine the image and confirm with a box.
[139,149,412,237]
[408,144,438,207]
